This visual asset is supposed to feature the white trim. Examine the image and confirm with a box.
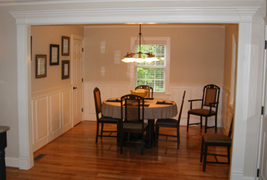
[5,157,19,168]
[17,25,34,170]
[9,7,259,25]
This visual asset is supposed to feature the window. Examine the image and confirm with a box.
[129,37,170,93]
[136,45,166,92]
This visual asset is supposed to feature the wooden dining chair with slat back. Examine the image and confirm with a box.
[200,116,234,172]
[93,87,119,143]
[135,85,153,98]
[120,94,149,155]
[187,84,220,133]
[155,91,186,149]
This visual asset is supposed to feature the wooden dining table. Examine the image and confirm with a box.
[102,97,178,147]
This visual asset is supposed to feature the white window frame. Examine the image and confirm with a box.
[129,37,171,94]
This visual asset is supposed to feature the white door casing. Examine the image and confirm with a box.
[258,26,267,180]
[71,34,84,126]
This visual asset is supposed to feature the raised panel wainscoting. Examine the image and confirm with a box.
[31,85,72,152]
[31,82,233,153]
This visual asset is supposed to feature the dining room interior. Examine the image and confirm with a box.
[18,23,237,179]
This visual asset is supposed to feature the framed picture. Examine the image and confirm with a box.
[62,60,70,79]
[35,54,47,78]
[49,44,59,65]
[62,36,70,56]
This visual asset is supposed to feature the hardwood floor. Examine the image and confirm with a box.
[6,121,230,180]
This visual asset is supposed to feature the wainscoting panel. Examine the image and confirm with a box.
[32,96,49,152]
[33,96,49,151]
[221,87,234,134]
[49,92,61,140]
[32,85,73,152]
[61,89,72,133]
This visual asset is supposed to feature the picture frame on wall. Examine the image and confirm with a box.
[35,54,47,78]
[62,60,70,79]
[49,44,59,65]
[61,36,70,56]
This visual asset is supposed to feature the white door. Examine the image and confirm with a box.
[71,34,84,126]
[259,27,267,180]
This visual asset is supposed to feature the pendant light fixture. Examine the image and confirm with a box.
[121,24,159,63]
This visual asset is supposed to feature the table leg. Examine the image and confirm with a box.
[148,119,155,148]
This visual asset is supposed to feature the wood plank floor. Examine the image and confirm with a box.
[6,121,230,180]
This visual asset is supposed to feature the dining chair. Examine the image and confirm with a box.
[93,87,119,143]
[154,91,186,149]
[187,84,220,133]
[200,117,234,172]
[135,85,153,98]
[120,94,149,155]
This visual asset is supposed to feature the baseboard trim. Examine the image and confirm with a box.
[6,157,19,168]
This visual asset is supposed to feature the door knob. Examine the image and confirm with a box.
[73,87,77,89]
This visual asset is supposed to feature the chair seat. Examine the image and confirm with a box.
[99,116,119,123]
[123,123,148,130]
[156,118,177,127]
[188,108,216,116]
[203,133,231,144]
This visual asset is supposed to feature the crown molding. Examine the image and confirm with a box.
[9,6,260,25]
[1,0,263,6]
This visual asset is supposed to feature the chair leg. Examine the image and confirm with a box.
[215,115,217,132]
[200,116,203,129]
[200,138,204,162]
[203,144,208,172]
[205,117,207,133]
[155,126,159,147]
[177,126,180,149]
[141,132,144,156]
[120,130,123,154]
[227,146,230,164]
[187,114,190,131]
[96,122,99,143]
[100,123,104,138]
[117,122,121,146]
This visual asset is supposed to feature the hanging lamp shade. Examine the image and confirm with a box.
[121,25,159,63]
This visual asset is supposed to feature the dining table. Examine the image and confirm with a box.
[101,97,178,147]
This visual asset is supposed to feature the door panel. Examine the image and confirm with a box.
[72,35,83,126]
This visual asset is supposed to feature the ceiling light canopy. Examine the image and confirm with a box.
[121,24,159,63]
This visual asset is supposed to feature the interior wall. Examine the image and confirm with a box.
[0,6,19,159]
[84,25,225,86]
[31,25,84,93]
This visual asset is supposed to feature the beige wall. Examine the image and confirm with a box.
[31,25,84,92]
[84,25,225,86]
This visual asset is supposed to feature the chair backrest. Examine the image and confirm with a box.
[135,85,153,98]
[202,84,220,109]
[93,87,102,120]
[121,94,145,126]
[177,91,186,124]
